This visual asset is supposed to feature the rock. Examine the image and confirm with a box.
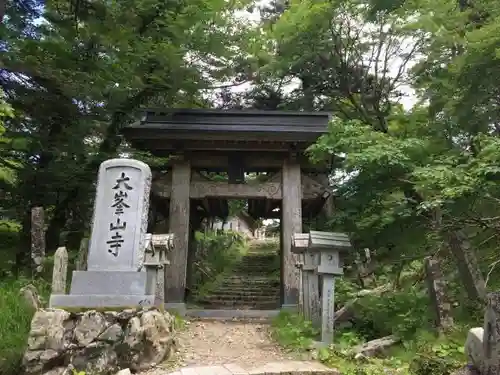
[105,311,119,323]
[26,309,72,351]
[465,327,484,370]
[71,341,118,375]
[134,309,174,370]
[20,284,42,310]
[22,307,176,375]
[74,311,108,346]
[117,309,136,321]
[116,369,132,375]
[99,323,124,343]
[353,335,400,357]
[43,367,70,375]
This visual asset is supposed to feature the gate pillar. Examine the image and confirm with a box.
[281,157,303,309]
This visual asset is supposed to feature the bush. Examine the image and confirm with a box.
[0,221,21,277]
[0,278,37,375]
[349,288,431,340]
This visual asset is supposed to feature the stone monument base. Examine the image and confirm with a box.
[70,270,148,295]
[50,294,154,308]
[22,307,176,375]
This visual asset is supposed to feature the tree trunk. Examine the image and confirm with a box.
[444,229,486,300]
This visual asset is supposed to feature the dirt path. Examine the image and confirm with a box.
[148,320,297,374]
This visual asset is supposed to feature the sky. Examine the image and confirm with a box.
[233,1,419,110]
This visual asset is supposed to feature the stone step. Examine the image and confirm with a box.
[224,274,280,281]
[223,276,279,282]
[232,270,276,274]
[196,290,280,298]
[240,259,276,263]
[234,264,276,269]
[195,294,280,303]
[217,282,280,288]
[209,290,279,298]
[235,262,275,269]
[196,300,281,309]
[220,282,280,289]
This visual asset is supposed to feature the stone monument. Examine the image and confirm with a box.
[50,158,154,308]
[309,231,351,345]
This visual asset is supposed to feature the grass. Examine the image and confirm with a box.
[271,310,466,375]
[0,278,41,375]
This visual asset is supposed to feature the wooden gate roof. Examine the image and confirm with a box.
[122,108,332,153]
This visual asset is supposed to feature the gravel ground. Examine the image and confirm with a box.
[146,319,297,374]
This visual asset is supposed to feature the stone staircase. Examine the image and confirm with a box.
[193,242,281,310]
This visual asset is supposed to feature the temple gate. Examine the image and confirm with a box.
[122,109,332,311]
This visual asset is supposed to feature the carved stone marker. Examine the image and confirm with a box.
[309,231,352,345]
[465,327,484,371]
[31,206,45,276]
[75,237,89,271]
[424,256,453,331]
[51,246,68,294]
[50,159,154,308]
[143,233,174,306]
[482,292,500,375]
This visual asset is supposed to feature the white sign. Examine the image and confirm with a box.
[87,159,151,271]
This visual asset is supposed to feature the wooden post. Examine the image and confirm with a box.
[31,207,45,276]
[305,251,321,326]
[166,159,191,305]
[281,158,302,308]
[295,261,304,314]
[51,246,68,294]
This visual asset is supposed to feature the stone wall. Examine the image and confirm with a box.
[23,307,176,375]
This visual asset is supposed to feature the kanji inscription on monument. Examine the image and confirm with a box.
[87,159,152,271]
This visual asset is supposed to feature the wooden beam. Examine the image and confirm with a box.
[168,152,330,171]
[190,181,281,199]
[153,175,329,200]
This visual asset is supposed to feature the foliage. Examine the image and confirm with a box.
[192,230,247,295]
[271,311,319,350]
[351,289,431,340]
[1,0,500,372]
